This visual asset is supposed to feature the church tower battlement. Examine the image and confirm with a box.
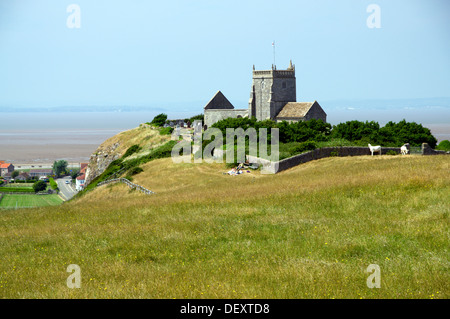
[249,61,297,121]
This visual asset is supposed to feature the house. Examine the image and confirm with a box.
[76,174,85,191]
[29,169,53,178]
[0,162,14,177]
[15,172,30,181]
[80,163,88,175]
[2,172,12,182]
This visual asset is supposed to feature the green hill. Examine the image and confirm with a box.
[0,127,448,299]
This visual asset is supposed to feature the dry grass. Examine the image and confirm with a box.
[0,154,448,299]
[97,125,171,159]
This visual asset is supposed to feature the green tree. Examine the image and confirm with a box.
[53,160,68,177]
[151,113,168,127]
[32,180,47,193]
[11,171,19,179]
[436,140,450,151]
[70,168,80,180]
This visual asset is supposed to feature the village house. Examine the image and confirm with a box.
[0,161,14,177]
[15,172,30,181]
[29,169,53,178]
[76,174,85,191]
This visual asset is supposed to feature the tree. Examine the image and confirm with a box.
[33,180,47,193]
[70,168,80,180]
[53,160,68,177]
[11,171,19,179]
[151,113,168,127]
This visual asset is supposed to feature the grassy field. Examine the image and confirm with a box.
[0,194,63,208]
[0,155,448,299]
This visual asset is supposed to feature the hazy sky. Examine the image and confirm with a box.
[1,0,449,111]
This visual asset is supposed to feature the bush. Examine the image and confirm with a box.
[49,178,58,190]
[33,181,47,193]
[386,150,398,156]
[123,144,142,158]
[151,113,168,127]
[436,140,450,151]
[289,141,317,154]
[330,119,437,148]
[128,167,143,176]
[189,114,204,123]
[159,127,174,135]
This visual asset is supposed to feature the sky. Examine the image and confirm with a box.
[0,0,449,112]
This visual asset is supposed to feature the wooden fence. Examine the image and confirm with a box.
[97,178,155,195]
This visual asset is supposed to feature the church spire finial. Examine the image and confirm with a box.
[288,59,294,70]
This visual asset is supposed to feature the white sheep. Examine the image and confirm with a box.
[401,144,409,155]
[368,143,382,156]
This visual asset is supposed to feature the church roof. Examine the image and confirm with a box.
[275,101,318,118]
[204,91,234,110]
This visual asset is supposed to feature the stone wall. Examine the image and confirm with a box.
[247,146,402,174]
[422,143,448,155]
[204,109,248,128]
[248,144,448,174]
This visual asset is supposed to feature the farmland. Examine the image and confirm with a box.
[0,194,63,208]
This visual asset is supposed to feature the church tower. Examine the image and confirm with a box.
[248,61,296,121]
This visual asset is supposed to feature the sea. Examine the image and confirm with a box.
[0,107,449,164]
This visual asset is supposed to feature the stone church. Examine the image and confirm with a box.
[204,61,327,128]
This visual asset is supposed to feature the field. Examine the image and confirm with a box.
[0,155,448,298]
[0,194,63,208]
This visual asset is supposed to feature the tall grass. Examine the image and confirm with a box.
[0,155,448,299]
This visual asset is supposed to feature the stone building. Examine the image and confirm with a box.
[0,161,14,177]
[204,61,326,128]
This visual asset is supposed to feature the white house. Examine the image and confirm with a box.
[76,174,85,191]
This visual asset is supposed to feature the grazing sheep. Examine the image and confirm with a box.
[368,143,382,156]
[401,144,409,155]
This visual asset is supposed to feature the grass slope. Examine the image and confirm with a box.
[0,155,448,298]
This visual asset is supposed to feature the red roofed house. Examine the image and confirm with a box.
[76,174,86,191]
[0,162,14,177]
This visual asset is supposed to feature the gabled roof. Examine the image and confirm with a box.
[0,163,12,169]
[204,91,234,110]
[276,101,318,119]
[76,174,85,181]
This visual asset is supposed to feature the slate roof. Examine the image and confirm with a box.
[275,102,316,119]
[204,91,234,110]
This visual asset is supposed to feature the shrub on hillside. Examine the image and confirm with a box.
[123,144,142,158]
[436,140,450,151]
[159,127,174,135]
[128,167,143,176]
[150,113,168,127]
